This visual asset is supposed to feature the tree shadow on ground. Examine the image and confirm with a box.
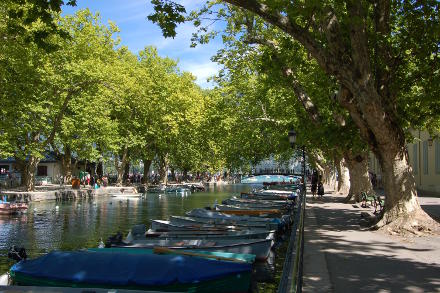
[305,198,440,292]
[420,203,440,224]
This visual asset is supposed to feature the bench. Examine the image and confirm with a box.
[360,191,384,214]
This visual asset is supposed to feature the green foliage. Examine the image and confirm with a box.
[149,0,440,161]
[3,0,76,50]
[147,0,186,38]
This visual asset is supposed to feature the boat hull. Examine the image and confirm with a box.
[111,238,273,261]
[10,251,252,292]
[169,215,279,231]
[0,203,28,215]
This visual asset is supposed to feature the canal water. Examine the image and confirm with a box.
[0,183,289,292]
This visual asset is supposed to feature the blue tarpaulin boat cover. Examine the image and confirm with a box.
[11,251,251,286]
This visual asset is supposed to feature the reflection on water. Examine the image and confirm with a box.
[0,183,288,292]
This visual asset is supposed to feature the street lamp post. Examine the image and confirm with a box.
[288,130,306,190]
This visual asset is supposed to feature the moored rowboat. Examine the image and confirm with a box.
[10,250,252,292]
[169,215,279,231]
[88,247,256,263]
[145,228,276,241]
[150,220,271,233]
[109,238,273,261]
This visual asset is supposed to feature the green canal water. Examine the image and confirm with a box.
[0,184,290,292]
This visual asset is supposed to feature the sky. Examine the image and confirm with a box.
[62,0,224,88]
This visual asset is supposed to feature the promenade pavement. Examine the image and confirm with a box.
[303,190,440,293]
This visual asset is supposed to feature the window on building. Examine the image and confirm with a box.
[413,144,418,175]
[423,141,428,175]
[37,165,48,176]
[436,139,440,174]
[0,165,9,174]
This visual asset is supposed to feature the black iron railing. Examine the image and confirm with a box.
[278,185,306,293]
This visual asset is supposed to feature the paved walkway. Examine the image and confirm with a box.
[303,191,440,293]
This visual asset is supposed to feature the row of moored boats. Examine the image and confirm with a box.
[7,183,301,292]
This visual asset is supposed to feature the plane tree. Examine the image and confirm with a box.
[149,0,440,232]
[0,9,118,190]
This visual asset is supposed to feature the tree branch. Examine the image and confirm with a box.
[45,80,93,147]
[346,1,373,85]
[224,0,339,75]
[334,85,378,151]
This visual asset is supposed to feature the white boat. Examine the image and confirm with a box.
[169,215,279,231]
[144,229,276,241]
[187,208,281,223]
[109,193,143,198]
[151,220,269,233]
[110,238,273,261]
[0,202,28,215]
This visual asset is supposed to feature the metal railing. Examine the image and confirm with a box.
[278,185,306,293]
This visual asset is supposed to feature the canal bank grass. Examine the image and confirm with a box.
[303,190,440,292]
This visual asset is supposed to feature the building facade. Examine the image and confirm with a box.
[368,130,440,194]
[0,153,63,186]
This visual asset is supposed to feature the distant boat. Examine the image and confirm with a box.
[109,193,142,198]
[0,201,28,215]
[10,250,252,292]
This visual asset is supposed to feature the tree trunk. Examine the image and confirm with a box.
[61,147,72,184]
[335,157,350,195]
[344,151,373,203]
[322,164,332,186]
[124,161,130,182]
[376,146,432,228]
[158,154,168,185]
[336,87,434,229]
[115,147,128,186]
[183,169,188,181]
[96,161,103,179]
[142,159,152,184]
[24,156,40,191]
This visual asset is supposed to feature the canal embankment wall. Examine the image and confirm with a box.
[1,186,138,202]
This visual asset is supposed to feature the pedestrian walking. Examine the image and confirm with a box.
[317,177,324,199]
[311,170,318,198]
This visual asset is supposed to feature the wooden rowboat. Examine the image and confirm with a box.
[109,238,273,261]
[214,206,283,216]
[169,215,278,231]
[151,220,269,233]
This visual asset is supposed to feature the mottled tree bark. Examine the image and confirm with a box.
[115,146,128,186]
[344,151,373,203]
[335,157,350,195]
[124,161,130,182]
[61,146,72,184]
[142,159,152,184]
[96,161,103,179]
[158,154,168,185]
[24,156,40,191]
